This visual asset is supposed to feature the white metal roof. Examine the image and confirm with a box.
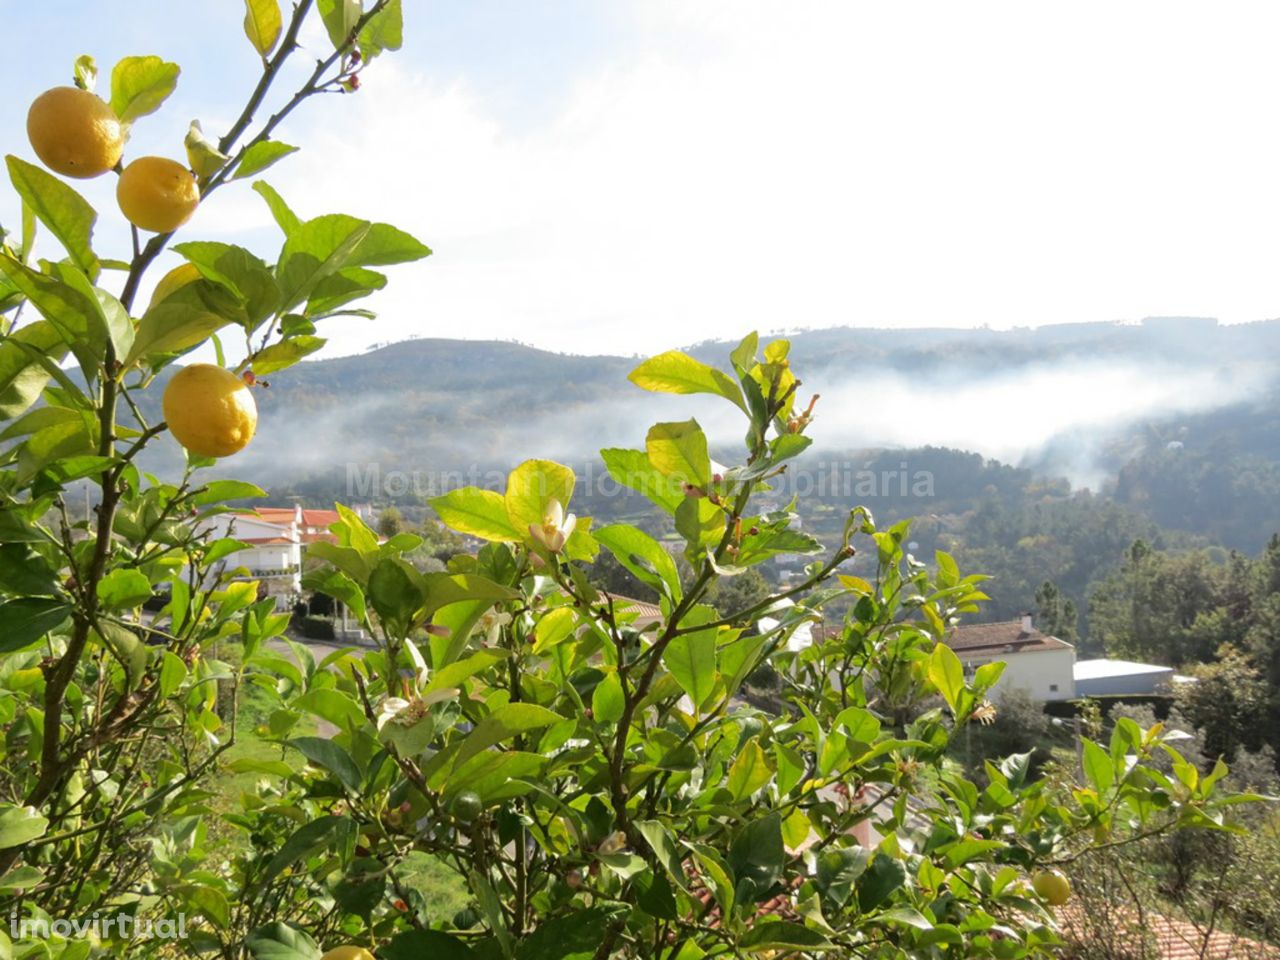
[1074,658,1174,680]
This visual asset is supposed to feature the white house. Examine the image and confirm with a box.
[947,615,1076,702]
[200,512,303,608]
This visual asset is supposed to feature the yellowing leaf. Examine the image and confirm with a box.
[628,350,745,412]
[110,56,180,124]
[726,740,773,800]
[243,0,283,57]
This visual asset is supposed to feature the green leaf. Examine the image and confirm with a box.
[449,703,562,772]
[245,922,323,960]
[288,737,362,792]
[6,156,98,277]
[0,805,48,849]
[296,689,366,730]
[158,651,188,697]
[664,628,717,711]
[73,55,98,92]
[109,56,181,124]
[629,350,745,412]
[243,0,283,56]
[927,642,964,714]
[253,181,301,235]
[504,459,575,539]
[646,419,711,486]
[857,854,907,912]
[305,266,386,316]
[172,240,280,326]
[0,322,70,419]
[0,256,103,375]
[95,622,147,689]
[600,447,684,514]
[191,479,266,505]
[637,821,691,893]
[96,568,154,610]
[277,214,372,312]
[1083,738,1115,795]
[0,598,71,654]
[515,908,617,960]
[126,302,234,366]
[935,549,960,588]
[430,487,517,542]
[594,524,681,601]
[421,648,507,695]
[317,0,363,49]
[739,921,833,953]
[358,0,403,59]
[383,931,475,960]
[350,221,431,267]
[233,140,298,180]
[726,740,773,799]
[531,607,576,655]
[251,336,326,375]
[367,557,422,637]
[591,671,624,724]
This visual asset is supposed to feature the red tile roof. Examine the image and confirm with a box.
[1058,905,1280,959]
[947,620,1073,657]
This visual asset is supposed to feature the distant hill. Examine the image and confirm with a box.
[136,317,1280,488]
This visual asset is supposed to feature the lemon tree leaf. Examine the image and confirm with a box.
[726,740,773,799]
[73,54,97,92]
[594,523,682,601]
[126,303,233,366]
[430,488,520,542]
[276,214,372,312]
[173,241,280,326]
[317,0,363,49]
[646,420,710,486]
[251,336,326,376]
[600,447,684,514]
[349,222,432,267]
[629,350,746,412]
[6,156,99,277]
[252,181,301,235]
[109,56,181,124]
[0,322,70,419]
[663,628,717,710]
[243,0,283,57]
[504,459,575,538]
[245,922,323,960]
[928,642,965,715]
[0,805,49,849]
[96,569,154,610]
[0,599,71,654]
[305,266,386,316]
[358,0,403,59]
[0,256,102,375]
[233,140,299,180]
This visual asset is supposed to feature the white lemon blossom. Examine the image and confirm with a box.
[529,498,576,553]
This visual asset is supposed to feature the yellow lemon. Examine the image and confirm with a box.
[148,262,202,311]
[320,948,376,960]
[27,86,124,179]
[1032,869,1072,906]
[117,156,200,233]
[162,364,258,459]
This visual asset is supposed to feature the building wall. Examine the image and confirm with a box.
[1075,669,1173,698]
[965,648,1076,702]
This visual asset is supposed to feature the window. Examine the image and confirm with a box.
[1049,684,1059,692]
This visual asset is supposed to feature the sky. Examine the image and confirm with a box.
[4,1,1280,358]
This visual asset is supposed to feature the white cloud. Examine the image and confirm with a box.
[211,0,1280,358]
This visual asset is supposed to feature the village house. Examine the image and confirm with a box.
[947,615,1077,701]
